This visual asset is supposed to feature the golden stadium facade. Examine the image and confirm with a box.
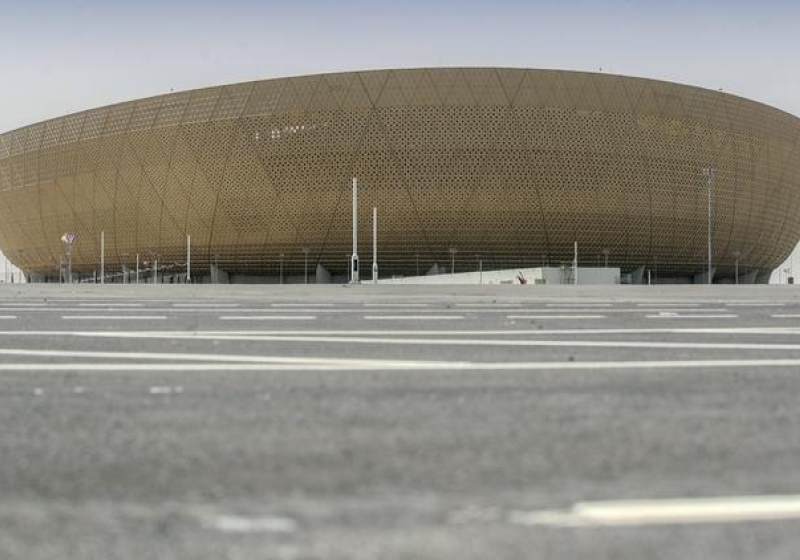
[1,68,800,283]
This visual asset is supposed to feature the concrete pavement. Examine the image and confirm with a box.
[1,284,800,559]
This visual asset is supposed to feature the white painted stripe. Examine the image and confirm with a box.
[511,495,800,527]
[79,303,144,307]
[455,303,521,308]
[219,316,317,321]
[23,331,800,351]
[271,303,334,307]
[506,315,605,320]
[84,331,800,351]
[173,303,240,308]
[61,315,167,320]
[0,315,16,319]
[5,326,800,338]
[363,303,430,307]
[646,314,738,319]
[205,514,297,533]
[728,303,787,307]
[5,358,800,372]
[363,315,464,320]
[0,303,45,307]
[0,306,731,314]
[547,303,612,307]
[772,314,800,318]
[636,303,700,307]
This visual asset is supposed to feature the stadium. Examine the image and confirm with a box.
[1,67,799,283]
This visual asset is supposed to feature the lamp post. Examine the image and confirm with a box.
[449,247,458,275]
[302,247,310,284]
[372,207,378,284]
[351,177,359,284]
[702,168,715,284]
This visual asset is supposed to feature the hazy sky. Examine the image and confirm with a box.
[1,0,799,132]
[0,0,798,279]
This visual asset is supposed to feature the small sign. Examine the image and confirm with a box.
[61,233,76,245]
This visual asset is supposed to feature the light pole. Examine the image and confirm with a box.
[733,250,740,285]
[351,177,359,284]
[147,249,158,285]
[449,247,457,275]
[477,255,482,284]
[100,230,105,284]
[372,207,378,284]
[302,247,310,284]
[702,168,715,284]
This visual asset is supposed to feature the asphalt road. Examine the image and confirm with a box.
[2,283,800,559]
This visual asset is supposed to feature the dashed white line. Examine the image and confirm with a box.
[5,358,800,372]
[455,303,521,308]
[728,303,787,307]
[363,303,430,307]
[271,303,334,307]
[646,314,738,319]
[507,315,605,320]
[772,314,800,318]
[79,303,144,307]
[219,315,317,321]
[173,303,240,308]
[511,494,800,527]
[363,315,464,320]
[61,315,167,320]
[636,303,700,307]
[547,303,612,308]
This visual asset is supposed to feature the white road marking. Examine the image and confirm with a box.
[219,315,317,321]
[455,303,521,308]
[364,303,430,307]
[506,315,605,320]
[42,332,800,352]
[271,303,334,307]
[510,495,800,527]
[4,358,800,372]
[0,306,735,314]
[728,303,787,307]
[547,303,612,307]
[5,326,800,338]
[79,303,144,307]
[636,303,700,307]
[61,315,167,320]
[173,303,240,308]
[205,514,297,534]
[772,314,800,318]
[364,315,464,320]
[0,315,16,319]
[646,314,738,319]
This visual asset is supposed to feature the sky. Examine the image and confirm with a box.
[0,0,799,281]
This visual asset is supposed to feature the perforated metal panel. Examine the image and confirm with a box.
[1,68,799,280]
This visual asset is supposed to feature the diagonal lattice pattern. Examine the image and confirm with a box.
[1,68,799,280]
